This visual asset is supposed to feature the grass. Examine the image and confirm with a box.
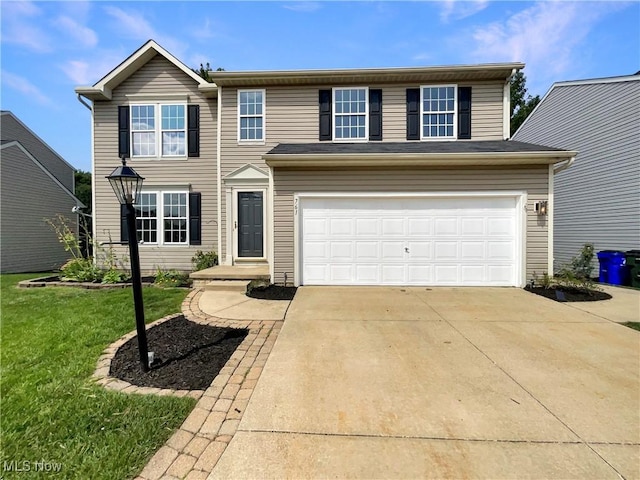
[1,274,196,479]
[622,322,640,331]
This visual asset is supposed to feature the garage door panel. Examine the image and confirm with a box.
[381,265,405,283]
[461,242,485,259]
[381,218,405,236]
[461,217,485,235]
[407,241,431,259]
[355,241,378,259]
[330,218,352,235]
[330,242,352,259]
[355,218,379,235]
[434,218,458,235]
[300,196,519,286]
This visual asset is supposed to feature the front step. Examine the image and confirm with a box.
[190,265,270,288]
[203,280,249,293]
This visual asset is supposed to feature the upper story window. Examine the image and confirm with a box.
[131,104,186,157]
[333,87,368,141]
[421,85,456,139]
[238,90,264,142]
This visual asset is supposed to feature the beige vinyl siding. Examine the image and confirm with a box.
[272,166,549,284]
[1,145,78,272]
[513,79,640,270]
[0,113,75,191]
[219,81,505,260]
[382,82,504,141]
[92,54,218,273]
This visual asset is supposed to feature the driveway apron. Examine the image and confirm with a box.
[210,287,640,479]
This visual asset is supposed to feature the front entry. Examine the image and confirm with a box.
[237,191,264,257]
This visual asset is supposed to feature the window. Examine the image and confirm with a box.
[131,104,186,157]
[421,85,456,139]
[333,87,368,140]
[238,90,264,141]
[134,191,188,245]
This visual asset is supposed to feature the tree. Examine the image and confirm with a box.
[192,63,225,82]
[74,170,92,212]
[510,71,540,135]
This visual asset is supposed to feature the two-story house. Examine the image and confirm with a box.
[1,111,84,273]
[75,40,575,287]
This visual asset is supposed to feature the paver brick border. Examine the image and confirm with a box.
[92,288,283,480]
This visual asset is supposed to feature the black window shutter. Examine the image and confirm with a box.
[118,106,130,157]
[319,89,332,141]
[189,192,202,245]
[406,88,420,140]
[369,89,382,141]
[187,105,200,157]
[458,87,472,139]
[120,204,129,242]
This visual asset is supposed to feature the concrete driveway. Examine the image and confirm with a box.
[211,287,640,479]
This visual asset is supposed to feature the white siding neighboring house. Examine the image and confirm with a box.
[513,74,640,271]
[1,112,85,273]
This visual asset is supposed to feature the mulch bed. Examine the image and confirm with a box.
[247,284,297,301]
[525,285,612,302]
[20,275,191,289]
[110,316,248,390]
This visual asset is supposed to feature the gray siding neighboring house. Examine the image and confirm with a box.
[513,75,640,271]
[1,112,83,272]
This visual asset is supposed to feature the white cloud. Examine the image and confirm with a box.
[468,1,626,91]
[1,70,54,106]
[103,5,186,57]
[283,2,322,13]
[440,0,488,22]
[53,16,98,48]
[61,60,91,85]
[0,0,52,52]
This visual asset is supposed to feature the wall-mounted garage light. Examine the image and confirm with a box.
[534,201,548,216]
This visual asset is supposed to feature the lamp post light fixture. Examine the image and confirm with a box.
[106,156,150,372]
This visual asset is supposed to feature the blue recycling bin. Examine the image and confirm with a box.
[597,251,627,285]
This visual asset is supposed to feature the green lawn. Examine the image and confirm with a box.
[1,274,196,479]
[622,322,640,331]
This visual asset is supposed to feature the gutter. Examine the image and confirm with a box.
[553,155,575,174]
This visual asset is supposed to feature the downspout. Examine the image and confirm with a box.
[216,87,223,265]
[504,68,518,140]
[76,93,97,264]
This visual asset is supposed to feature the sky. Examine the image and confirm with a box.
[1,0,638,173]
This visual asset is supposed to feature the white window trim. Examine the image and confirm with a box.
[130,103,188,159]
[332,86,369,143]
[420,84,457,141]
[237,89,266,144]
[136,190,190,246]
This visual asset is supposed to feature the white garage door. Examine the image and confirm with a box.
[300,196,520,286]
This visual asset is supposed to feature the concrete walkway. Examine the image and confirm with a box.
[211,287,640,479]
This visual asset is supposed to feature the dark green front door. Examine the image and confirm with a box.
[238,192,263,257]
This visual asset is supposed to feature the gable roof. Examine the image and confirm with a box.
[513,73,640,137]
[1,110,76,172]
[75,40,217,101]
[1,141,85,207]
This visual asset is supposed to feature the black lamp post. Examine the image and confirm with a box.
[106,156,149,372]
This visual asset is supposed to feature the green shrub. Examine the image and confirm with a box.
[532,271,553,289]
[101,269,130,284]
[569,243,595,279]
[191,250,218,271]
[154,268,190,287]
[555,267,600,294]
[60,258,103,282]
